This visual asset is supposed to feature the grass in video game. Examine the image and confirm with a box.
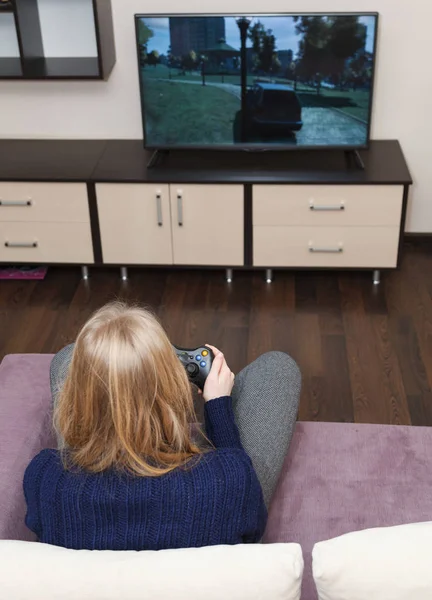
[137,14,376,147]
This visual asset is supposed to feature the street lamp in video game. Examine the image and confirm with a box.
[236,16,251,143]
[201,55,206,86]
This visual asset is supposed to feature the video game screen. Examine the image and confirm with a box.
[136,13,378,148]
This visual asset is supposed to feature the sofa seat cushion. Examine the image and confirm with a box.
[265,421,432,599]
[0,354,54,540]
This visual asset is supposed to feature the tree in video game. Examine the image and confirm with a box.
[248,22,281,75]
[137,20,155,68]
[294,16,366,93]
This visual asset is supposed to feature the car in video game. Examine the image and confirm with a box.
[245,82,303,135]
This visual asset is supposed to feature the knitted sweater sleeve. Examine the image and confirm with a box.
[204,396,243,449]
[23,449,52,539]
[205,396,268,542]
[241,494,268,543]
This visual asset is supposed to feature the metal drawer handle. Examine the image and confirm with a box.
[177,192,183,226]
[156,192,163,226]
[310,202,345,211]
[5,241,38,248]
[309,245,343,253]
[0,199,32,207]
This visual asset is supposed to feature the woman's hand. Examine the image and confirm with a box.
[202,344,235,402]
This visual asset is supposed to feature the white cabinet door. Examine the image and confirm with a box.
[96,184,173,264]
[170,184,244,266]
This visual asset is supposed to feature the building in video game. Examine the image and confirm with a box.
[169,17,225,57]
[277,49,294,70]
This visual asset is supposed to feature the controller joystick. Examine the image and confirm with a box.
[173,345,214,390]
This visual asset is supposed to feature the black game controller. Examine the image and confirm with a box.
[173,345,214,390]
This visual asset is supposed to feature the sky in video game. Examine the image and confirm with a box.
[143,15,376,55]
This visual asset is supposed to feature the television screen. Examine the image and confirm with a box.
[135,13,378,150]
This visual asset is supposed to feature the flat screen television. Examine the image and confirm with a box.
[135,13,378,150]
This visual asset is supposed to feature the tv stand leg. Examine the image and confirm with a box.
[265,269,273,283]
[345,149,365,170]
[120,267,128,281]
[147,149,168,168]
[226,268,233,283]
[81,266,89,280]
[353,149,365,170]
[373,269,381,285]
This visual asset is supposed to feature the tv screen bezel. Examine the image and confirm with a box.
[134,12,379,152]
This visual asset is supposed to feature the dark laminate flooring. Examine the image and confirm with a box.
[1,240,432,426]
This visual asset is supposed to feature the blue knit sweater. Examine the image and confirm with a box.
[24,396,267,550]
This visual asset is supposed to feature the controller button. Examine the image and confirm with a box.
[200,361,206,367]
[196,355,202,361]
[189,355,194,359]
[202,350,209,357]
[186,363,199,376]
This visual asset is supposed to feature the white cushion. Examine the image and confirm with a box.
[0,540,303,600]
[312,521,432,600]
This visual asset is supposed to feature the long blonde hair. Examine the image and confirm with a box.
[54,302,203,476]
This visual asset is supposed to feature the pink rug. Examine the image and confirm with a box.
[0,266,47,280]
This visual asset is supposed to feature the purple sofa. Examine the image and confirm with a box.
[1,354,432,600]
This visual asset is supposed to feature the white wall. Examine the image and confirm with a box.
[0,14,20,57]
[0,0,429,231]
[38,0,98,58]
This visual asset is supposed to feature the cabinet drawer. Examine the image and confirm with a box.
[96,184,173,264]
[0,222,94,263]
[253,226,399,268]
[0,183,90,222]
[253,185,403,227]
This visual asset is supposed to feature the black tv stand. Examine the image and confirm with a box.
[345,149,365,171]
[148,147,366,172]
[147,149,169,169]
[0,139,412,288]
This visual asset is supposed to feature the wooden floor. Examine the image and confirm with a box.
[1,240,432,426]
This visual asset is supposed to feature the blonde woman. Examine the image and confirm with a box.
[24,302,300,550]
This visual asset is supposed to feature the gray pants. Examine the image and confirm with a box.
[50,347,301,507]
